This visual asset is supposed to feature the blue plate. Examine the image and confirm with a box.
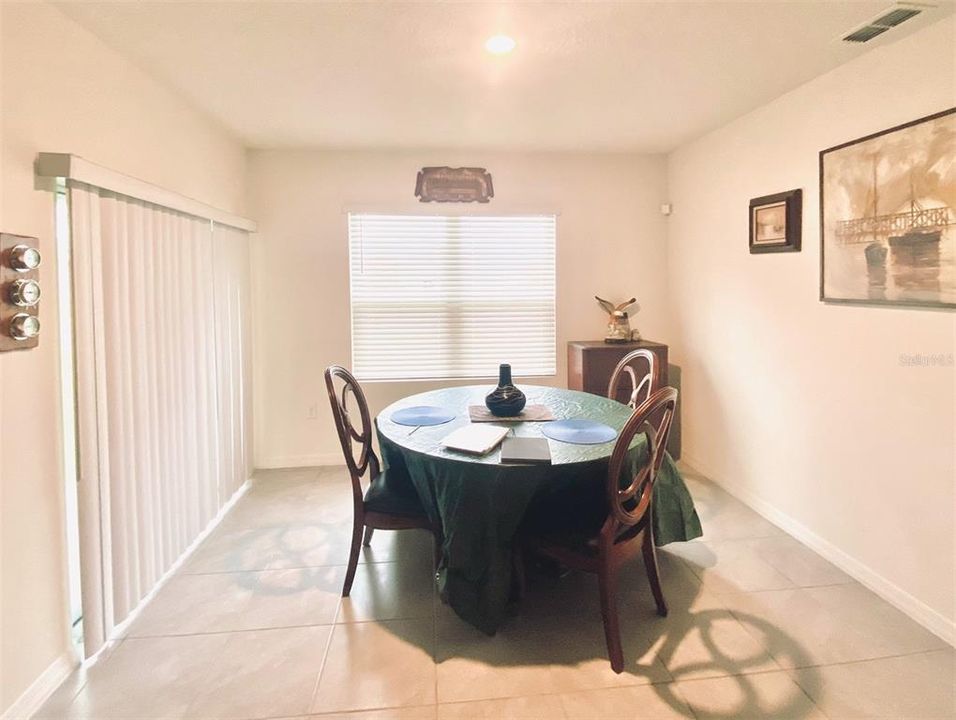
[542,418,617,445]
[391,406,455,427]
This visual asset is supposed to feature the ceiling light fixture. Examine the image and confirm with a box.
[485,34,516,55]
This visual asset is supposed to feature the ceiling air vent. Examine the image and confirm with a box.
[842,2,933,43]
[844,25,891,42]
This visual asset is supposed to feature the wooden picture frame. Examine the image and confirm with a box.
[749,189,802,254]
[819,107,955,309]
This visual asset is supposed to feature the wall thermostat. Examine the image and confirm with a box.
[1,233,42,352]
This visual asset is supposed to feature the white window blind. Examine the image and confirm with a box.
[349,214,556,381]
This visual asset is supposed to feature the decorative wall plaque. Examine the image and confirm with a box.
[415,167,494,203]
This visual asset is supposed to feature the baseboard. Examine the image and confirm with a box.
[256,454,344,469]
[681,452,956,648]
[1,651,78,720]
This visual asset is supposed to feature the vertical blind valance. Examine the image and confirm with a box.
[348,213,557,380]
[69,182,253,657]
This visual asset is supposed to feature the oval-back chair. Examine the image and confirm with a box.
[607,348,661,409]
[528,386,678,673]
[324,365,441,596]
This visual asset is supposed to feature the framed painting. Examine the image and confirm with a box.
[749,189,802,253]
[820,107,956,309]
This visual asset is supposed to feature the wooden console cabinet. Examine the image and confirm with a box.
[568,340,680,458]
[567,340,669,397]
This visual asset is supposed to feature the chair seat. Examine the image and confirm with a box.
[364,470,427,518]
[531,514,649,558]
[533,528,600,554]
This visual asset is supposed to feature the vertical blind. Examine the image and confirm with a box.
[213,223,254,503]
[348,214,557,380]
[69,182,253,656]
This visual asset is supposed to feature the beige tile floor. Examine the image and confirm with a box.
[37,465,955,720]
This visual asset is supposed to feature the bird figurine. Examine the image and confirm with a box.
[596,296,640,344]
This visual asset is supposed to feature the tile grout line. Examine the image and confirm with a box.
[127,610,440,641]
[781,645,956,671]
[306,594,343,715]
[704,579,863,598]
[668,538,856,592]
[178,557,410,576]
[127,622,339,640]
[404,670,792,716]
[256,704,440,720]
[722,600,951,672]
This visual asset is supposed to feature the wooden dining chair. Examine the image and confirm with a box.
[607,348,661,409]
[527,386,678,673]
[324,365,442,597]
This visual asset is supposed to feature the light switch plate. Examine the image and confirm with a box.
[1,233,41,352]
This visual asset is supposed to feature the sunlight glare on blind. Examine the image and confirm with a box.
[349,214,557,380]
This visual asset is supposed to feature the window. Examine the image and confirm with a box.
[349,213,556,381]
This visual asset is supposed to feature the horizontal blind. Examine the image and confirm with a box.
[349,214,557,380]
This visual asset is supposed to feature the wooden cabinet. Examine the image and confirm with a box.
[567,340,669,397]
[567,340,680,458]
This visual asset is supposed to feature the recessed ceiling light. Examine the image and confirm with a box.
[485,34,516,55]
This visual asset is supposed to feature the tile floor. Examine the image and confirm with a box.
[37,465,955,719]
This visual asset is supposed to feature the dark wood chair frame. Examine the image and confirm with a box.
[607,348,661,409]
[529,386,678,673]
[324,365,442,597]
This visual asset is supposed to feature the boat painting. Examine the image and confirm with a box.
[820,108,955,309]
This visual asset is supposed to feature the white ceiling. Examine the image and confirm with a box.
[57,1,954,152]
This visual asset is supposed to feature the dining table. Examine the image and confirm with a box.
[376,384,702,634]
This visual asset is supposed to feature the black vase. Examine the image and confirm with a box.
[485,364,527,417]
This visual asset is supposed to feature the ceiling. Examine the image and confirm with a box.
[56,1,954,152]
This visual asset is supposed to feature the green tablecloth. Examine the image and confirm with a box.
[377,385,702,634]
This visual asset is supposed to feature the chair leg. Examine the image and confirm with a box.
[362,526,375,547]
[342,517,364,597]
[642,528,668,617]
[598,560,624,673]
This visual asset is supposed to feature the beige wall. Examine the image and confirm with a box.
[0,2,246,712]
[246,149,669,467]
[667,17,955,640]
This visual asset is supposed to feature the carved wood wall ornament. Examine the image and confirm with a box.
[415,167,494,203]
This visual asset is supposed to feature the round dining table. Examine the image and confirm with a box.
[376,384,701,634]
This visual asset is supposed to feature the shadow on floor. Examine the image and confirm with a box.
[386,543,821,719]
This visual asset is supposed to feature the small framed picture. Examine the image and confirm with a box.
[749,189,802,254]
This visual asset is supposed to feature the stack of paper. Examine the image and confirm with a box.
[441,425,509,455]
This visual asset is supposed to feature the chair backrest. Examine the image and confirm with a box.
[607,349,661,409]
[604,386,678,537]
[324,365,379,497]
